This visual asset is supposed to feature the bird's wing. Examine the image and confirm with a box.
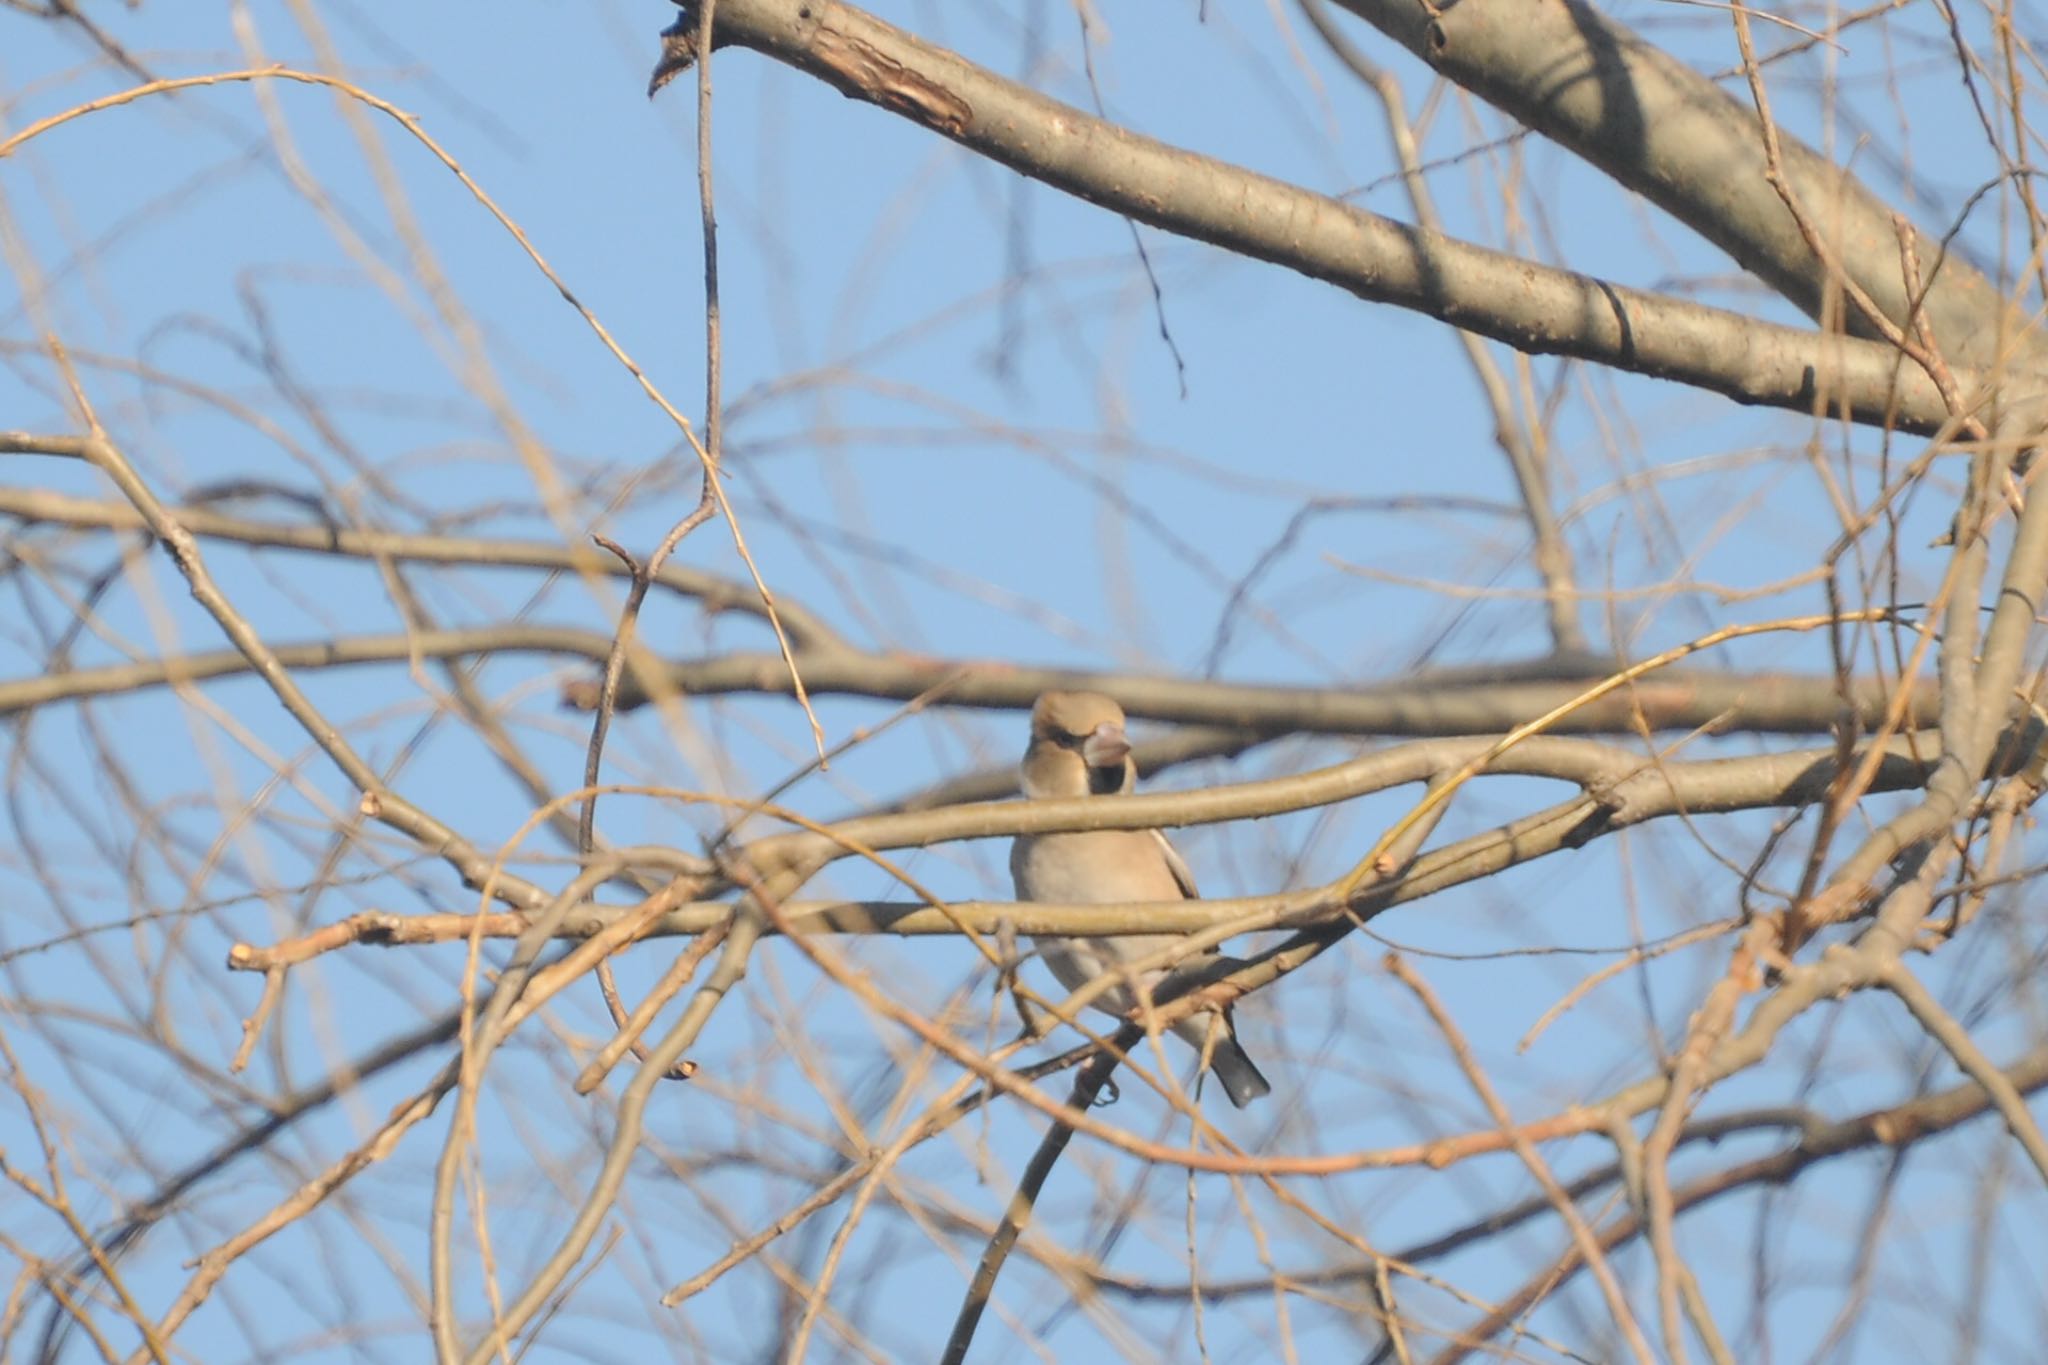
[1150,829,1200,900]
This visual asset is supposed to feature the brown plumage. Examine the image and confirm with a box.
[1009,691,1271,1107]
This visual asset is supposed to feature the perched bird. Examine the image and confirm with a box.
[1009,691,1271,1107]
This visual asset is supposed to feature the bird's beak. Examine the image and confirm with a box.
[1081,722,1130,769]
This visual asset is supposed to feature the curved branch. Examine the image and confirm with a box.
[1431,1041,2048,1363]
[0,625,617,716]
[1079,1045,2048,1308]
[0,483,848,650]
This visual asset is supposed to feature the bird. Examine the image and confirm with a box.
[1008,690,1271,1107]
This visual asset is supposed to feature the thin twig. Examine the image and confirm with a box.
[1880,961,2048,1183]
[939,1048,1125,1365]
[1385,954,1657,1365]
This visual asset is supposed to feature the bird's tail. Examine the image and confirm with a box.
[1167,990,1271,1107]
[1204,1032,1271,1108]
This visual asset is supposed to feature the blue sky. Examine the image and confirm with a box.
[2,2,2042,1361]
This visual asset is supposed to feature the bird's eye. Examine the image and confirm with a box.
[1053,731,1085,750]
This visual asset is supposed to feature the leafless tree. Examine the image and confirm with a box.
[1,1,2046,1361]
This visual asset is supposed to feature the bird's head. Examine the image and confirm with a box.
[1021,690,1135,798]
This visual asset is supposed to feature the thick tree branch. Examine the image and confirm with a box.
[227,735,1949,969]
[0,483,1939,740]
[651,0,1992,433]
[1330,0,2027,367]
[581,646,1938,737]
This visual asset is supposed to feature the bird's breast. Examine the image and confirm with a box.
[1010,830,1186,903]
